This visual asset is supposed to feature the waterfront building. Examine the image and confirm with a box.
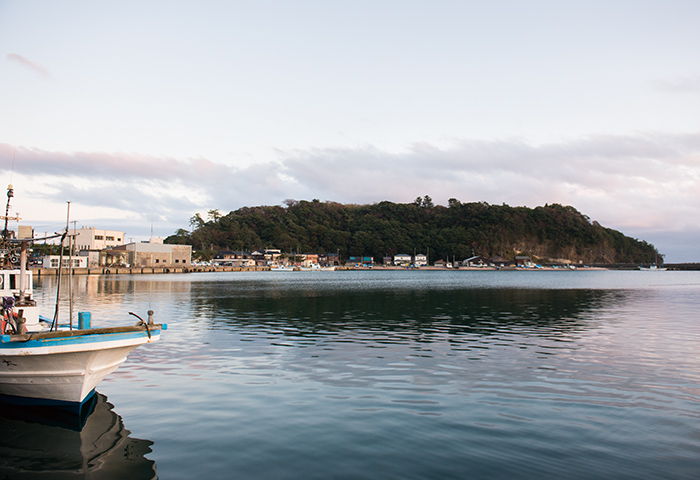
[261,249,282,265]
[74,227,125,251]
[515,256,533,267]
[413,253,428,267]
[394,253,412,266]
[347,256,373,267]
[301,253,319,267]
[462,255,489,267]
[42,255,88,269]
[320,252,339,266]
[103,241,191,268]
[213,250,256,267]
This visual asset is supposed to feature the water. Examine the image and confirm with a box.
[2,270,700,479]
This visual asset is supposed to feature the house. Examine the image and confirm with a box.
[462,255,489,267]
[301,253,319,267]
[347,256,373,266]
[490,256,512,267]
[213,250,255,266]
[320,253,339,266]
[413,254,428,267]
[393,253,412,266]
[264,249,282,265]
[515,256,533,267]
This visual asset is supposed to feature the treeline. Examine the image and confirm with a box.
[165,196,659,264]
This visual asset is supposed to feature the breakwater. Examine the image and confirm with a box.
[31,265,269,276]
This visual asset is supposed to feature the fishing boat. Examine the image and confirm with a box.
[299,263,336,271]
[0,185,165,406]
[270,264,295,271]
[639,254,667,271]
[639,265,667,271]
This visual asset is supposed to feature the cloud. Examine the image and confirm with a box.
[653,75,700,93]
[2,132,699,261]
[6,53,51,79]
[277,133,700,233]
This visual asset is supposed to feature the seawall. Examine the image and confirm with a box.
[31,265,269,276]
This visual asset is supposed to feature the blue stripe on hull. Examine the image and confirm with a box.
[0,329,161,350]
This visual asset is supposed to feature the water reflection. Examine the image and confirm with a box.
[0,393,157,479]
[194,285,620,340]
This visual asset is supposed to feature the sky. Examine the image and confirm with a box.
[1,0,699,262]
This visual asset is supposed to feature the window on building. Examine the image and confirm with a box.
[155,259,159,263]
[51,259,59,268]
[95,235,104,240]
[106,236,114,241]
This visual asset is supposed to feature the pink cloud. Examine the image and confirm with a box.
[6,53,50,78]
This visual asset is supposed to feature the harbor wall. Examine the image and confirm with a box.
[30,265,269,276]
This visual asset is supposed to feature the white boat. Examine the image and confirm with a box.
[0,187,165,406]
[299,264,336,271]
[270,264,295,271]
[639,254,667,271]
[639,265,667,271]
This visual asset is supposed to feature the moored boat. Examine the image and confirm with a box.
[639,265,667,271]
[299,263,336,271]
[0,185,165,406]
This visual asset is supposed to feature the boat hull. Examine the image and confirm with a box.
[0,325,162,404]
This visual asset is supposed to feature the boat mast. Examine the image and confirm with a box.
[52,202,71,331]
[2,184,13,243]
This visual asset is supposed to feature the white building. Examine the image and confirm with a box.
[74,227,125,251]
[43,255,88,269]
[413,253,428,267]
[393,253,412,266]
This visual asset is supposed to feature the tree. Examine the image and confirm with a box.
[208,209,222,222]
[181,198,659,264]
[189,213,205,229]
[165,228,191,245]
[414,195,434,208]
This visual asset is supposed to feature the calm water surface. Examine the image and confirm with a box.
[2,270,699,479]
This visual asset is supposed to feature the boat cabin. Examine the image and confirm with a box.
[0,268,42,331]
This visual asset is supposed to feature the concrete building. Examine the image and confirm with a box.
[104,242,192,268]
[74,227,125,251]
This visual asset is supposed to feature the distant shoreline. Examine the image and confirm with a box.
[30,263,699,276]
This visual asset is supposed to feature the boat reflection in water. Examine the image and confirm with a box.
[0,393,157,479]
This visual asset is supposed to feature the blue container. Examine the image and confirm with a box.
[78,311,91,329]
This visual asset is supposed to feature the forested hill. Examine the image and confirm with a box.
[166,197,659,264]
